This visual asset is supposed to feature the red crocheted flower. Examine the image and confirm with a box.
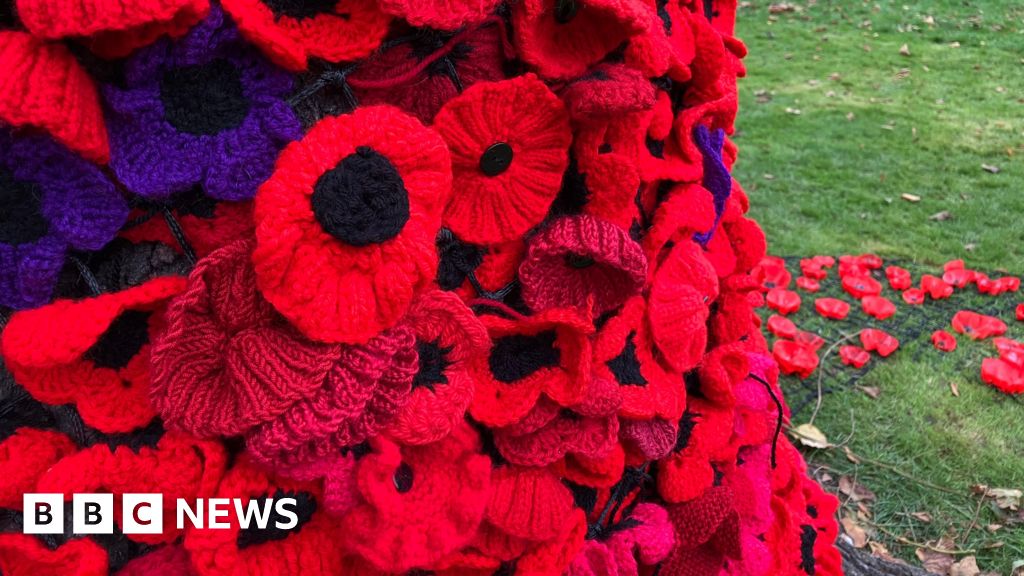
[902,287,925,305]
[560,63,657,122]
[643,183,717,258]
[839,345,870,368]
[511,0,648,79]
[795,276,820,292]
[433,74,571,245]
[841,274,881,299]
[647,240,718,373]
[116,545,195,576]
[520,215,647,315]
[0,31,109,162]
[15,0,208,58]
[931,330,957,352]
[709,273,761,347]
[661,486,741,573]
[388,290,490,445]
[799,258,827,280]
[2,276,186,433]
[222,0,391,71]
[0,535,106,576]
[339,422,491,572]
[377,0,500,29]
[150,240,342,437]
[0,428,76,509]
[982,358,1024,394]
[861,295,896,320]
[814,298,849,320]
[752,255,791,291]
[254,105,451,343]
[885,265,912,290]
[766,288,800,315]
[247,324,417,471]
[766,314,797,340]
[593,297,683,420]
[951,310,1007,340]
[625,0,696,80]
[860,328,899,357]
[485,465,575,543]
[120,196,255,259]
[772,340,818,379]
[1017,303,1024,322]
[185,457,345,576]
[470,306,593,427]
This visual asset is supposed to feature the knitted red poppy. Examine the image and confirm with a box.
[625,0,696,80]
[185,457,345,576]
[384,291,490,445]
[0,534,107,576]
[254,106,451,344]
[433,74,571,245]
[520,215,647,315]
[931,330,957,353]
[594,297,683,420]
[0,31,109,163]
[377,0,500,30]
[2,277,186,433]
[486,465,575,542]
[15,0,208,58]
[120,199,255,259]
[222,0,391,71]
[839,345,870,368]
[574,151,643,231]
[559,63,657,122]
[451,239,527,300]
[339,422,491,572]
[647,240,718,373]
[752,255,792,291]
[150,240,341,437]
[661,486,742,573]
[0,428,76,508]
[772,340,819,379]
[813,298,849,320]
[709,273,761,347]
[511,0,648,79]
[470,306,593,427]
[115,545,196,576]
[658,396,735,503]
[644,183,717,258]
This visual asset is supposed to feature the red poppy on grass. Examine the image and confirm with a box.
[794,330,825,351]
[974,273,998,295]
[752,255,791,291]
[857,254,882,269]
[841,275,881,299]
[767,314,797,339]
[253,106,451,344]
[885,265,912,291]
[951,311,1007,340]
[921,274,953,300]
[839,345,869,368]
[942,267,975,289]
[931,330,957,352]
[944,259,965,271]
[861,295,896,320]
[838,256,869,279]
[434,74,572,244]
[796,276,820,292]
[814,298,849,320]
[902,288,925,305]
[993,338,1024,368]
[799,258,827,280]
[766,288,801,315]
[1017,304,1024,322]
[811,255,835,268]
[981,358,1024,394]
[996,277,1021,293]
[860,328,899,357]
[772,340,819,379]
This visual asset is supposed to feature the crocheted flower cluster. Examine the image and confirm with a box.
[0,1,840,575]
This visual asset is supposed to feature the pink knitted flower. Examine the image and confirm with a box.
[520,215,647,315]
[566,503,674,576]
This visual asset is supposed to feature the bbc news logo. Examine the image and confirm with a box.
[23,494,300,535]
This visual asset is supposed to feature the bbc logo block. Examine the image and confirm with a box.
[23,493,163,535]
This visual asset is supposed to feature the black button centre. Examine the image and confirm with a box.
[479,142,514,177]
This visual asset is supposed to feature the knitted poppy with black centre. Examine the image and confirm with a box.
[254,105,451,344]
[657,393,736,503]
[222,0,390,71]
[433,74,572,245]
[15,0,208,59]
[1,277,186,433]
[469,307,593,427]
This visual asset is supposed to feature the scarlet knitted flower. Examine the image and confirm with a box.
[647,240,718,373]
[115,545,196,576]
[0,535,107,576]
[625,0,696,80]
[16,0,208,58]
[886,265,911,290]
[185,457,346,576]
[520,215,647,314]
[377,0,500,29]
[0,428,76,508]
[0,131,128,309]
[433,74,572,244]
[559,63,657,122]
[643,182,717,257]
[951,310,1007,340]
[470,306,593,427]
[339,423,491,572]
[2,277,185,433]
[0,32,109,163]
[104,7,301,201]
[246,325,418,471]
[254,105,450,344]
[511,0,648,79]
[567,503,674,576]
[931,330,957,352]
[661,486,741,573]
[621,417,678,460]
[814,298,849,320]
[839,345,870,368]
[388,290,490,445]
[150,240,342,437]
[593,297,683,421]
[222,0,391,71]
[657,399,736,503]
[485,465,575,544]
[120,193,255,258]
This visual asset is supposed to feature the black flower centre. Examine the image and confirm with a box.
[311,146,410,247]
[85,311,153,370]
[160,59,250,136]
[262,0,340,20]
[413,339,453,392]
[799,524,818,574]
[565,252,595,269]
[0,169,49,246]
[606,331,647,386]
[393,462,414,493]
[236,490,317,549]
[554,0,579,23]
[479,142,514,177]
[489,330,561,383]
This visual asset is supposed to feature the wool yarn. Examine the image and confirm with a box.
[0,1,843,574]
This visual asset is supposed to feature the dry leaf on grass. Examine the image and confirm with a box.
[916,537,956,574]
[950,555,981,576]
[902,193,921,202]
[857,385,881,399]
[839,475,877,502]
[790,423,831,448]
[911,511,934,523]
[950,381,960,397]
[972,485,1022,510]
[844,446,861,464]
[899,43,911,56]
[930,211,952,221]
[841,516,869,548]
[982,164,1001,174]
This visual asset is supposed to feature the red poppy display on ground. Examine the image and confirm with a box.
[839,345,870,368]
[796,276,821,292]
[861,295,896,320]
[902,288,926,305]
[921,274,953,300]
[772,340,819,379]
[951,310,1007,340]
[886,265,912,290]
[931,330,957,352]
[841,274,882,299]
[766,287,801,315]
[814,298,849,320]
[767,314,798,339]
[860,328,899,357]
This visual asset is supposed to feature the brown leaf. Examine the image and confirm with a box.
[857,385,881,399]
[790,423,831,449]
[950,556,981,576]
[840,516,869,548]
[839,476,876,502]
[987,488,1022,511]
[985,524,1002,532]
[982,164,1001,174]
[844,446,861,464]
[902,193,921,202]
[916,537,956,574]
[950,381,960,397]
[899,43,911,56]
[930,211,952,221]
[768,3,797,13]
[869,541,902,563]
[911,511,933,523]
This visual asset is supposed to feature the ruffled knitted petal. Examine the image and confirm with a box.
[377,0,500,30]
[647,239,718,373]
[485,466,575,542]
[0,535,107,576]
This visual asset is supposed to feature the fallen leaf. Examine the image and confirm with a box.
[790,423,831,448]
[950,381,960,397]
[1012,560,1024,576]
[986,524,1002,532]
[911,511,933,523]
[902,193,921,202]
[982,164,1001,173]
[899,43,911,56]
[916,537,956,574]
[930,211,952,221]
[844,446,861,464]
[869,541,900,563]
[768,2,796,13]
[949,41,961,48]
[846,112,856,121]
[987,488,1022,511]
[841,516,869,548]
[839,475,876,502]
[763,173,775,180]
[965,243,977,252]
[785,107,802,115]
[950,555,981,576]
[857,385,881,399]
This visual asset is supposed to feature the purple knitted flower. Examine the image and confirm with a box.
[0,130,128,310]
[692,124,732,247]
[103,6,301,202]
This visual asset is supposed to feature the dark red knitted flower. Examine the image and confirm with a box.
[388,290,490,445]
[115,545,196,576]
[511,0,648,79]
[378,0,500,29]
[222,0,391,71]
[150,240,342,437]
[0,31,109,163]
[520,215,647,314]
[470,306,593,427]
[560,63,657,122]
[339,422,491,572]
[647,240,719,373]
[661,486,742,574]
[433,74,571,245]
[594,297,683,420]
[185,457,345,576]
[886,265,912,290]
[254,105,451,343]
[15,0,208,58]
[931,330,957,352]
[2,276,186,433]
[120,196,255,259]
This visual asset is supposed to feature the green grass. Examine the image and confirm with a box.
[733,1,1024,571]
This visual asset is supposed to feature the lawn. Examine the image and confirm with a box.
[733,0,1024,572]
